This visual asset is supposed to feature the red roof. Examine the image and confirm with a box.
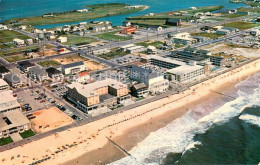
[124,26,136,31]
[78,71,89,77]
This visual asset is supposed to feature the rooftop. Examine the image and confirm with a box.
[62,61,84,69]
[0,66,10,74]
[17,61,35,68]
[0,79,8,87]
[29,66,47,76]
[167,64,204,75]
[151,56,186,66]
[46,67,62,74]
[4,73,21,83]
[0,110,30,132]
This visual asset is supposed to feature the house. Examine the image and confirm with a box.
[250,29,260,36]
[165,19,182,26]
[0,110,31,138]
[25,38,33,45]
[0,24,8,30]
[121,27,136,35]
[172,32,196,45]
[0,66,10,78]
[61,61,85,75]
[130,65,169,94]
[123,21,132,27]
[13,38,25,45]
[78,22,87,27]
[19,25,27,30]
[46,67,64,81]
[42,14,54,17]
[57,36,67,43]
[28,66,48,82]
[147,46,157,54]
[190,7,197,10]
[77,9,88,12]
[17,61,35,72]
[62,25,70,32]
[73,71,90,83]
[222,27,239,33]
[126,46,146,54]
[67,79,130,112]
[0,79,9,91]
[93,25,112,32]
[131,83,148,98]
[0,90,21,114]
[200,26,214,31]
[147,25,163,31]
[4,73,22,88]
[148,13,155,16]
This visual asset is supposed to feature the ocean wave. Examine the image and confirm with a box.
[182,141,201,155]
[110,73,260,165]
[239,114,260,127]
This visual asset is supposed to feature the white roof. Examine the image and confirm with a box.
[151,56,186,66]
[120,44,135,49]
[0,90,16,104]
[167,65,204,75]
[126,46,145,51]
[0,79,8,87]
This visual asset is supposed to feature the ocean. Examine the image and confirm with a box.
[111,72,260,165]
[0,0,246,29]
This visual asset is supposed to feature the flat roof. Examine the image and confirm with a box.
[0,110,30,132]
[151,56,186,66]
[0,79,8,86]
[0,90,17,104]
[0,66,9,74]
[4,73,21,83]
[62,61,84,69]
[167,65,204,75]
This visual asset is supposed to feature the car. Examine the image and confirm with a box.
[23,103,29,107]
[25,107,32,111]
[40,100,46,103]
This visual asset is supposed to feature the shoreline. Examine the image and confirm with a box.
[0,59,259,165]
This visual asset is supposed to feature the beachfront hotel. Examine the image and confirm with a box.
[67,78,130,112]
[0,110,31,138]
[0,79,10,91]
[0,90,21,114]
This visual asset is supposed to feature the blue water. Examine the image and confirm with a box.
[0,0,246,29]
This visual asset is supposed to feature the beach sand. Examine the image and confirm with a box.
[0,59,259,165]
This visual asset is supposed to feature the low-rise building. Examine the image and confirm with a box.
[61,61,85,75]
[131,83,149,98]
[216,29,230,35]
[172,32,196,45]
[92,48,111,55]
[57,36,67,43]
[13,38,25,45]
[121,27,136,35]
[0,90,21,114]
[165,19,182,26]
[150,56,186,69]
[28,66,48,82]
[0,79,9,91]
[0,24,8,30]
[4,73,22,88]
[67,79,130,112]
[46,67,64,81]
[25,38,33,45]
[17,61,35,72]
[0,66,10,78]
[126,45,146,54]
[73,71,90,83]
[77,9,88,12]
[147,45,157,54]
[147,25,163,31]
[0,110,31,138]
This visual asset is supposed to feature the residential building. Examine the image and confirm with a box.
[25,39,33,45]
[4,73,22,88]
[17,61,35,72]
[126,45,146,54]
[250,29,260,36]
[92,48,111,55]
[67,79,130,112]
[150,56,186,69]
[216,29,230,35]
[0,90,21,114]
[147,25,163,31]
[13,38,25,45]
[77,9,88,12]
[61,61,85,75]
[0,79,9,91]
[0,110,31,138]
[167,63,205,82]
[123,21,131,27]
[172,32,196,45]
[165,19,182,26]
[28,66,48,82]
[147,46,157,54]
[121,27,136,35]
[46,67,64,80]
[73,71,90,83]
[57,36,67,43]
[0,24,8,30]
[131,83,149,97]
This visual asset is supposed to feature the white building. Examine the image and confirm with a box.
[61,61,86,75]
[0,90,21,114]
[172,32,196,45]
[77,9,88,12]
[28,66,49,82]
[0,79,9,91]
[13,38,25,45]
[73,71,90,83]
[0,24,8,30]
[57,36,67,43]
[92,48,111,55]
[147,45,157,54]
[25,38,33,45]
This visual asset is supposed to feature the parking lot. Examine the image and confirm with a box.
[109,54,140,65]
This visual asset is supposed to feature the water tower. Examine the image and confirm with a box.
[38,31,45,56]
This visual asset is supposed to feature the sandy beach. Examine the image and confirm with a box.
[0,59,259,165]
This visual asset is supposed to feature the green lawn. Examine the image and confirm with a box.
[0,30,31,43]
[224,21,259,30]
[95,31,132,42]
[38,60,60,67]
[136,41,163,49]
[61,35,97,46]
[98,48,128,60]
[0,43,15,49]
[222,13,247,18]
[175,44,185,49]
[5,3,145,26]
[0,137,13,146]
[191,33,225,39]
[20,129,35,139]
[0,45,39,57]
[238,7,260,13]
[3,54,28,62]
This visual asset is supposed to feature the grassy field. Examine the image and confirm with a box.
[0,137,13,146]
[222,13,247,18]
[0,30,31,43]
[98,48,128,60]
[0,45,39,57]
[3,54,27,62]
[95,31,132,42]
[136,41,163,49]
[38,60,60,67]
[238,7,260,13]
[0,43,15,49]
[61,35,97,46]
[20,130,35,139]
[191,33,225,39]
[224,21,259,30]
[4,3,145,26]
[126,6,223,27]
